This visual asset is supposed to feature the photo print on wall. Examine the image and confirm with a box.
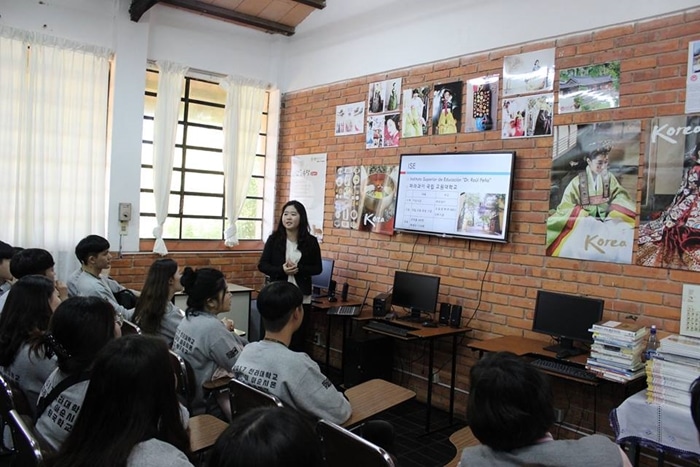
[502,48,555,97]
[558,62,620,114]
[501,93,553,139]
[637,114,700,270]
[547,121,641,264]
[366,78,402,148]
[465,75,499,133]
[432,81,463,135]
[335,102,365,136]
[402,86,429,138]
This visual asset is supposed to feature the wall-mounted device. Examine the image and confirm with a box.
[119,202,132,222]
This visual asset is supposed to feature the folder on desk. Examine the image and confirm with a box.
[327,287,370,316]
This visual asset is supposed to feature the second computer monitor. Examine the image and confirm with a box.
[392,271,440,319]
[312,258,334,297]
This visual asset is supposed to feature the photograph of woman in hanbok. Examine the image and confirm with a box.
[546,133,639,264]
[432,82,462,135]
[402,88,427,138]
[637,141,700,269]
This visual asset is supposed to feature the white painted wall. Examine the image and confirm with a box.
[1,0,698,251]
[282,0,700,91]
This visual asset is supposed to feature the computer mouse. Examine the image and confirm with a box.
[328,296,338,302]
[422,321,438,328]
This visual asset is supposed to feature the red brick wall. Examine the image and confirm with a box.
[275,9,700,437]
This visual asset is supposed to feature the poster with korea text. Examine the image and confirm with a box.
[290,154,327,241]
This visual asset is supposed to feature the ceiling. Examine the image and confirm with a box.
[129,0,325,36]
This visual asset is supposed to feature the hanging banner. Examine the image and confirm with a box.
[290,153,327,241]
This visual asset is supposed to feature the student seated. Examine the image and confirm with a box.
[66,234,133,318]
[233,281,351,424]
[35,296,120,452]
[0,275,60,415]
[0,248,68,314]
[691,376,700,433]
[460,351,633,467]
[0,240,15,298]
[208,406,324,467]
[172,267,246,417]
[232,281,394,454]
[131,259,185,346]
[50,334,193,467]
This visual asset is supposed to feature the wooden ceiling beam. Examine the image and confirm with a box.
[161,0,296,36]
[291,0,326,9]
[129,0,160,22]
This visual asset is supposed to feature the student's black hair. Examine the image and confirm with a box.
[269,200,313,247]
[9,248,55,279]
[0,241,14,260]
[51,335,192,467]
[179,266,227,316]
[691,376,700,433]
[208,406,323,467]
[43,296,117,374]
[256,281,303,333]
[132,258,178,334]
[74,234,110,264]
[466,351,555,451]
[0,275,55,366]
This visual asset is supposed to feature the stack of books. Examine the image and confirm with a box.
[586,321,648,383]
[646,334,700,408]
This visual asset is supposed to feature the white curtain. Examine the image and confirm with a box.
[151,61,188,255]
[0,26,111,281]
[219,76,267,246]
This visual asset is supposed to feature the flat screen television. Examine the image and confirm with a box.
[392,271,441,320]
[531,290,604,357]
[312,258,334,297]
[393,152,516,243]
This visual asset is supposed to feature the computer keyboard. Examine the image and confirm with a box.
[363,320,417,338]
[327,305,362,316]
[529,358,599,382]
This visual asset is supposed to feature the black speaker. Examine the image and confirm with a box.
[341,282,349,301]
[343,334,393,388]
[328,280,337,300]
[439,302,451,325]
[450,304,462,328]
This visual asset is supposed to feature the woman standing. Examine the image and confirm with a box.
[131,258,184,346]
[258,200,322,352]
[50,335,193,467]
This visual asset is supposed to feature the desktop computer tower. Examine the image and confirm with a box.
[373,293,392,317]
[343,334,393,388]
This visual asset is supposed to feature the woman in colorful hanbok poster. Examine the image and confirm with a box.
[546,141,636,260]
[437,89,458,135]
[637,142,700,269]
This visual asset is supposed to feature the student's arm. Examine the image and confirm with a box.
[208,324,246,371]
[290,357,352,425]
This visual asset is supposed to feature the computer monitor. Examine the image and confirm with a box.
[531,290,604,356]
[392,271,441,320]
[312,258,334,297]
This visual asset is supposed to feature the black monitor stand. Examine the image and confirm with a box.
[543,337,584,357]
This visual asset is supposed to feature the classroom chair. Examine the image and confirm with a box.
[317,418,395,467]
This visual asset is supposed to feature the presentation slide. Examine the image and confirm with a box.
[393,152,515,242]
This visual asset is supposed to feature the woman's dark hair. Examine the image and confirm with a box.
[269,200,313,247]
[51,335,191,467]
[132,259,178,334]
[256,281,303,333]
[208,406,323,467]
[180,267,227,316]
[10,248,55,279]
[44,296,116,374]
[691,376,700,433]
[0,275,55,366]
[466,351,555,451]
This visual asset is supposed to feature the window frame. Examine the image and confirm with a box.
[138,68,271,251]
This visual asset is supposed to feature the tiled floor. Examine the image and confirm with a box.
[380,399,467,467]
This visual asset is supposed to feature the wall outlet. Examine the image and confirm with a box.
[554,408,564,423]
[431,372,440,384]
[313,332,321,346]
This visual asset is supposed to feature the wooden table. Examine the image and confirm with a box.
[342,378,415,428]
[357,313,470,432]
[188,414,228,453]
[446,426,479,467]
